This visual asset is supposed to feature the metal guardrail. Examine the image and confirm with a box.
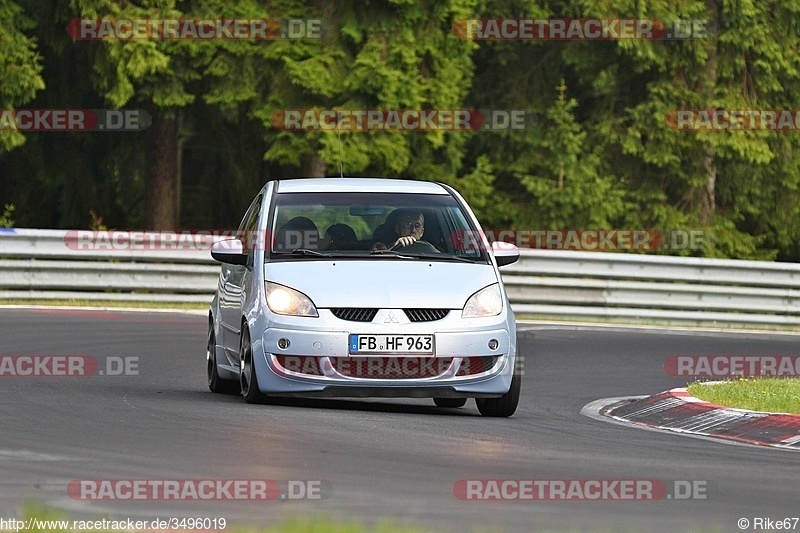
[1,229,799,327]
[501,251,800,327]
[0,229,216,303]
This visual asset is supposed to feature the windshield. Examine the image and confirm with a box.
[268,191,488,263]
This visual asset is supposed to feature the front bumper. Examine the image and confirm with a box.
[253,315,516,398]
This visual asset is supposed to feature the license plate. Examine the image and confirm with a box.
[349,334,434,355]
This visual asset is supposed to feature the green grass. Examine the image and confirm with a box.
[688,378,800,414]
[0,299,207,310]
[260,519,438,533]
[17,504,442,533]
[16,502,729,533]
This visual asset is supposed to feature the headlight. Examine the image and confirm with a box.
[265,282,318,317]
[462,283,502,318]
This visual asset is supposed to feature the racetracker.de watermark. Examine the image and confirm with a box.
[63,229,706,253]
[1,517,227,532]
[270,109,536,131]
[0,109,150,132]
[666,109,800,131]
[67,18,326,40]
[64,230,235,251]
[664,355,800,377]
[461,229,706,252]
[276,355,518,377]
[67,479,331,500]
[454,479,708,500]
[453,18,713,40]
[0,356,138,377]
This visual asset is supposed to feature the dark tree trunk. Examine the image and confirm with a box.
[700,0,719,224]
[702,146,716,225]
[300,153,326,177]
[146,108,183,229]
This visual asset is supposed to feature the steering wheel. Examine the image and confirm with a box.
[396,240,441,254]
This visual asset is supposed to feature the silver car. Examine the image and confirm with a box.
[207,178,522,416]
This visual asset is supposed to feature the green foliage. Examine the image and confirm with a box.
[0,0,799,260]
[223,0,481,176]
[70,0,197,108]
[514,81,626,229]
[449,155,495,222]
[0,0,45,151]
[89,209,107,231]
[0,203,15,227]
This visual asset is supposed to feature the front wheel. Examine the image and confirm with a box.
[475,367,521,417]
[240,327,270,404]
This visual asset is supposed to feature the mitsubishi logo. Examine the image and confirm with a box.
[384,311,399,324]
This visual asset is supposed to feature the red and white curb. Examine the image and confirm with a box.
[583,388,800,450]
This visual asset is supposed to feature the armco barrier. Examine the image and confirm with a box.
[501,250,800,327]
[1,229,799,327]
[0,229,217,303]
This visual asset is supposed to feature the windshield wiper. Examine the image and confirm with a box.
[273,248,333,257]
[275,249,380,259]
[420,254,483,263]
[389,253,483,263]
[369,249,418,259]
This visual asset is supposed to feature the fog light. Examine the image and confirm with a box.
[277,338,290,349]
[488,339,499,350]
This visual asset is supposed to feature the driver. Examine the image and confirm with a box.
[373,210,425,250]
[393,211,425,248]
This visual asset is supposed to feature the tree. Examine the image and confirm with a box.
[0,0,45,152]
[518,80,625,229]
[579,0,800,258]
[70,0,201,229]
[201,0,481,183]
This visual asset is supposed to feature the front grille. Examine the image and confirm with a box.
[456,356,499,376]
[330,308,379,322]
[404,308,449,322]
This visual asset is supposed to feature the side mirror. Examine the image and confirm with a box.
[492,241,520,267]
[211,238,248,265]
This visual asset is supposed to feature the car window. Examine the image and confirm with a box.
[269,191,488,263]
[238,194,262,250]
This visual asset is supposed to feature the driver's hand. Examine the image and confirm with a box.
[393,235,417,248]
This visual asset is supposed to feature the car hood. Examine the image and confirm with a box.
[264,260,498,308]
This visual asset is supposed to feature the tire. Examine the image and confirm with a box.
[475,365,521,417]
[433,398,467,408]
[207,326,239,394]
[239,326,270,404]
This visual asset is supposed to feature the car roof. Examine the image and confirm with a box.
[272,177,449,195]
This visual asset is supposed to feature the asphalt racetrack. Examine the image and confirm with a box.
[0,308,798,532]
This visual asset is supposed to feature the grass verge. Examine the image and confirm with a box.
[18,503,441,533]
[687,378,800,414]
[16,502,722,533]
